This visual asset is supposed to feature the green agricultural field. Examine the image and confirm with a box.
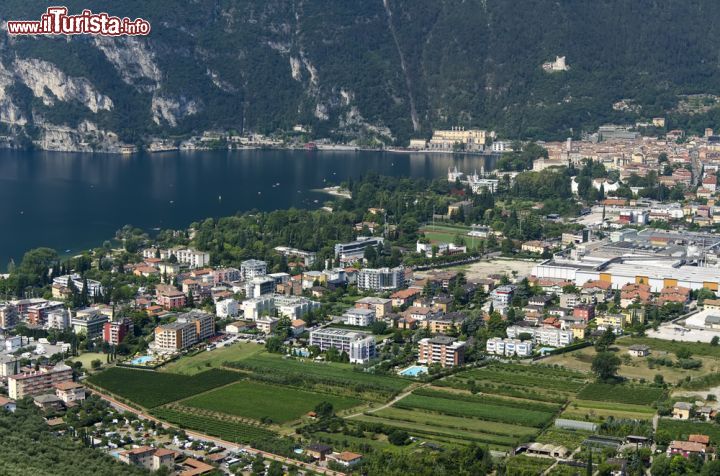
[395,393,554,428]
[226,353,410,395]
[413,388,563,413]
[88,367,241,408]
[577,383,664,405]
[152,407,278,444]
[160,342,264,375]
[373,407,539,438]
[504,455,555,475]
[183,380,363,424]
[459,367,586,393]
[657,419,720,444]
[536,427,592,449]
[354,414,518,449]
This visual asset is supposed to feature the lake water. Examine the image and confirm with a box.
[0,148,496,267]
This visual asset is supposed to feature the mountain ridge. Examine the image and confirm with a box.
[0,0,719,151]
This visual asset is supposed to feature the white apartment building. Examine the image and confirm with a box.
[241,296,275,320]
[245,277,275,299]
[240,259,268,281]
[342,308,375,327]
[53,274,104,296]
[174,249,210,268]
[309,328,376,364]
[46,309,70,330]
[357,266,405,291]
[506,325,574,348]
[486,337,533,357]
[215,298,238,318]
[490,285,515,308]
[274,295,320,319]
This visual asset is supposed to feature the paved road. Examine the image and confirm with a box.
[90,387,346,476]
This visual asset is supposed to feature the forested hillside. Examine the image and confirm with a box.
[1,0,720,149]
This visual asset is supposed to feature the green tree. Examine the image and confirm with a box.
[592,352,621,382]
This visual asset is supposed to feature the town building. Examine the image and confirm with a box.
[54,381,86,404]
[71,308,109,338]
[428,128,489,151]
[215,298,238,318]
[417,336,466,367]
[355,297,392,318]
[334,237,384,264]
[154,321,197,352]
[241,295,275,320]
[245,276,275,299]
[119,446,176,472]
[155,284,187,310]
[240,259,267,281]
[309,328,376,364]
[342,308,375,327]
[103,318,133,345]
[357,266,405,291]
[46,309,71,330]
[673,402,693,420]
[628,345,650,357]
[0,303,18,330]
[177,310,215,342]
[255,317,279,334]
[486,337,533,357]
[8,363,73,399]
[275,295,320,319]
[53,274,104,297]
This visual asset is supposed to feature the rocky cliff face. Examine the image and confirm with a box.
[0,1,719,152]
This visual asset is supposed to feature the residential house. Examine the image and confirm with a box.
[54,381,86,404]
[673,402,693,420]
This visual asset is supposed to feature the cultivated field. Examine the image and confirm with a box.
[225,353,410,400]
[183,380,363,424]
[346,363,579,451]
[152,407,278,444]
[88,367,241,408]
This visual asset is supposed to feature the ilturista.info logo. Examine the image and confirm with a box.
[7,6,151,36]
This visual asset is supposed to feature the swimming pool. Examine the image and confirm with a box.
[399,365,428,377]
[129,355,154,365]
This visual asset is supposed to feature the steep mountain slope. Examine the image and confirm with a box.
[0,0,719,150]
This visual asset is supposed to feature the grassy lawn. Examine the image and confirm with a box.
[160,342,264,375]
[88,367,241,408]
[71,352,106,369]
[627,337,720,358]
[540,341,719,385]
[183,380,363,424]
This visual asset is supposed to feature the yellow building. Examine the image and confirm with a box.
[570,324,587,340]
[429,128,489,151]
[622,307,646,324]
[652,117,666,128]
[595,314,624,329]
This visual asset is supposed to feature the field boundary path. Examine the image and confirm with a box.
[90,387,346,476]
[344,382,429,419]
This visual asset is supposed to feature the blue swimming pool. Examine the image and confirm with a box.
[399,365,428,377]
[129,355,154,365]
